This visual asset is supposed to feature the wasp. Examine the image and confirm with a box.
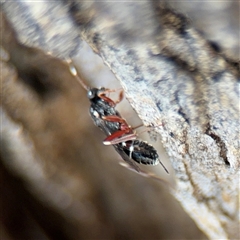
[69,62,168,174]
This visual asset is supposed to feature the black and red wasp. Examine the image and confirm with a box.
[68,61,169,174]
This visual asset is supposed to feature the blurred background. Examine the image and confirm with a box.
[1,1,238,239]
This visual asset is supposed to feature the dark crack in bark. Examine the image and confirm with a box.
[205,123,229,166]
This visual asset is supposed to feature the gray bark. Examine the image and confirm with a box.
[1,1,239,239]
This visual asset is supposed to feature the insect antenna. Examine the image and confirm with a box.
[66,58,89,91]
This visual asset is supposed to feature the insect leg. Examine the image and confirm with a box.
[98,88,124,105]
[103,131,137,145]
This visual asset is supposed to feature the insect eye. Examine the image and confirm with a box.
[87,90,94,99]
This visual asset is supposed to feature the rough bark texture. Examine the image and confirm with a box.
[1,1,239,239]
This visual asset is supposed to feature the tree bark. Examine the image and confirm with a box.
[1,1,239,239]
